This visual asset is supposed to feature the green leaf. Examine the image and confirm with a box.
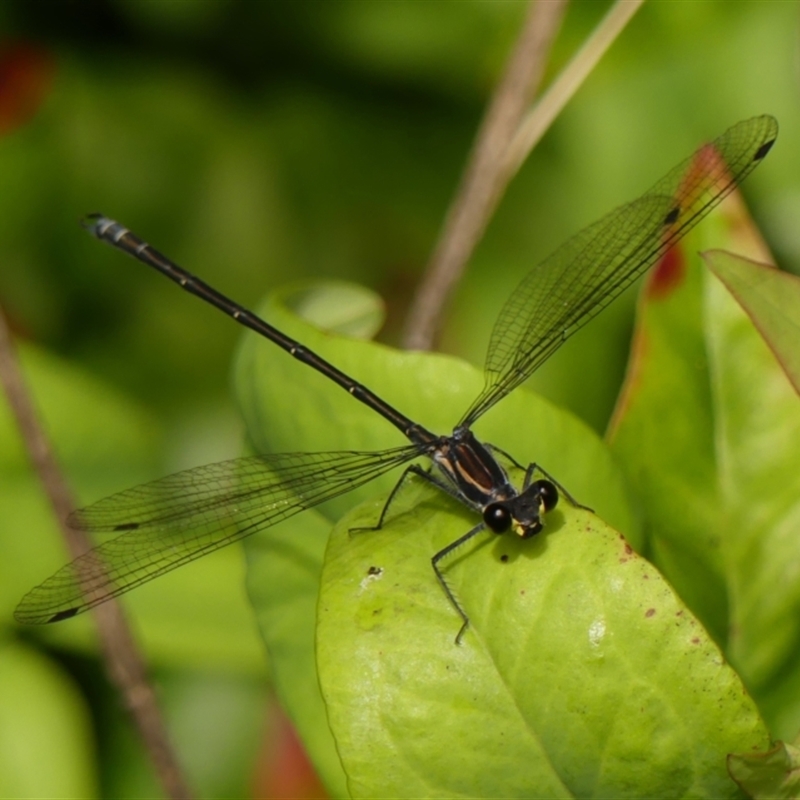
[728,740,800,800]
[608,224,731,644]
[234,282,660,795]
[317,494,769,798]
[0,640,97,798]
[245,508,349,798]
[704,250,800,397]
[609,192,800,736]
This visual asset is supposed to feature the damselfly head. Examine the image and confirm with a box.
[513,479,559,539]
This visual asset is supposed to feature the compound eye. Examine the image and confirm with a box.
[535,480,558,512]
[484,503,512,533]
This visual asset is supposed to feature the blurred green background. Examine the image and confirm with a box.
[1,1,799,797]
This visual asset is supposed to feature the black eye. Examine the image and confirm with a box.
[535,480,558,512]
[484,503,511,533]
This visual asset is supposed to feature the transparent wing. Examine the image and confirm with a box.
[460,115,778,427]
[15,445,420,624]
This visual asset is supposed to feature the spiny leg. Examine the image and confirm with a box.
[521,462,592,511]
[350,464,455,534]
[432,521,488,645]
[485,445,590,510]
[483,446,591,511]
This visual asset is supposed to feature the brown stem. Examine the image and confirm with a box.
[504,0,646,177]
[402,0,646,352]
[402,0,568,351]
[0,307,193,800]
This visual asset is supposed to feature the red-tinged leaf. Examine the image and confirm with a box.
[252,704,328,800]
[705,250,800,397]
[0,42,54,134]
[609,173,800,739]
[646,245,687,300]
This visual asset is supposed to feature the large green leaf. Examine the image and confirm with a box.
[318,493,768,798]
[609,192,800,737]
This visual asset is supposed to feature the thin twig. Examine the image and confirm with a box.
[504,0,646,177]
[0,307,193,800]
[403,0,645,351]
[402,0,567,351]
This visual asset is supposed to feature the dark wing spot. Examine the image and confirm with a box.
[114,521,140,531]
[753,139,776,161]
[663,206,680,226]
[49,607,79,622]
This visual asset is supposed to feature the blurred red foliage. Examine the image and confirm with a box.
[252,701,329,800]
[0,41,54,135]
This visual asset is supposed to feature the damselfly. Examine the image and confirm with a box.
[15,116,777,641]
